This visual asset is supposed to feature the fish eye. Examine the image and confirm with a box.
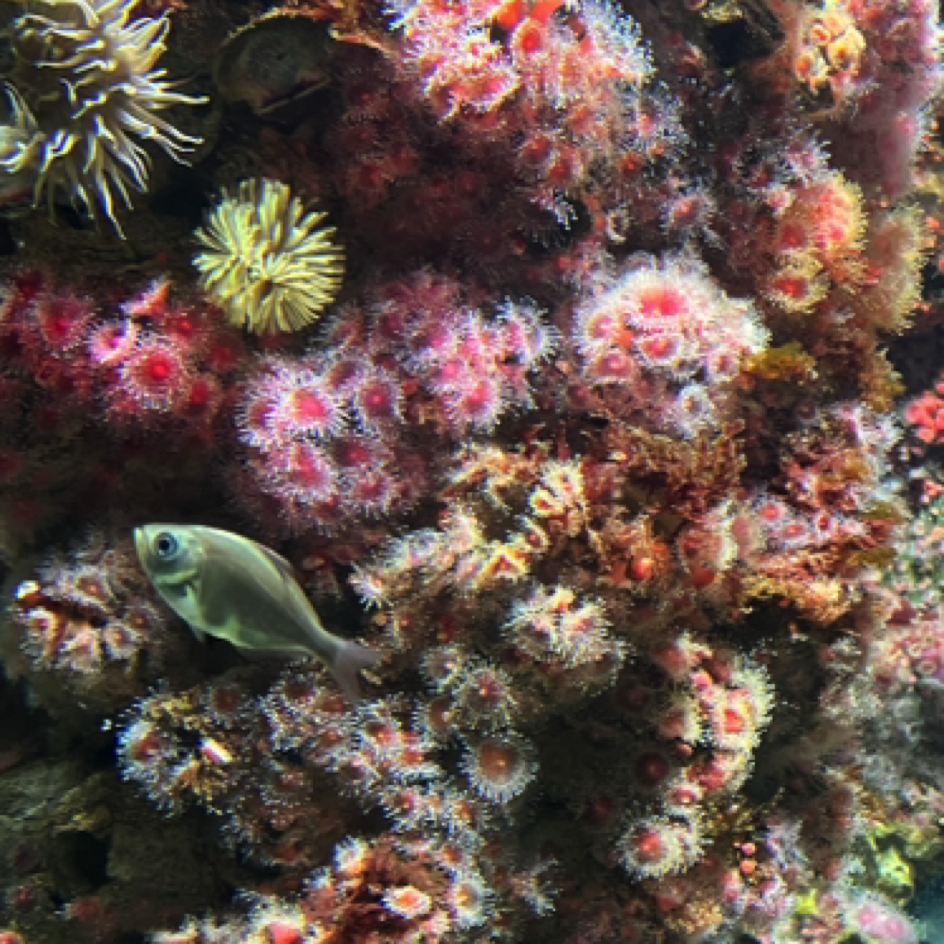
[155,532,178,559]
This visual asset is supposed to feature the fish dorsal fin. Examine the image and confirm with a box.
[252,540,301,583]
[247,537,316,618]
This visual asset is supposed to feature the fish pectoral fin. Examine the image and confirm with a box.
[163,576,199,602]
[162,578,207,642]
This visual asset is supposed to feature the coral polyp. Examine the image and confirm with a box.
[194,179,345,335]
[461,735,536,804]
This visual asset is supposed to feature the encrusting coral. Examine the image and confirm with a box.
[0,0,942,943]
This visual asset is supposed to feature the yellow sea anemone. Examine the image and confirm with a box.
[193,179,345,335]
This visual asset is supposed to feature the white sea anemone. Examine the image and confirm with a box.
[0,0,206,234]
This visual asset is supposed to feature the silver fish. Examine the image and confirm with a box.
[134,524,379,702]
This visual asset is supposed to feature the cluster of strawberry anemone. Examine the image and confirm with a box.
[383,0,677,232]
[0,273,243,435]
[119,665,558,930]
[572,252,769,438]
[152,833,493,944]
[0,271,244,540]
[7,529,180,717]
[233,271,556,535]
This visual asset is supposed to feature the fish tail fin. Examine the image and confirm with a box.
[331,641,381,704]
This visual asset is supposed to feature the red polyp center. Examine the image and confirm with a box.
[375,310,406,340]
[474,674,504,708]
[389,788,420,815]
[211,686,242,714]
[773,274,809,300]
[630,556,655,581]
[585,311,616,341]
[515,20,547,56]
[129,730,162,762]
[47,316,72,343]
[693,757,731,792]
[777,221,808,251]
[452,881,481,911]
[209,341,239,373]
[364,385,393,416]
[290,445,332,490]
[290,389,331,423]
[40,297,87,346]
[780,521,807,541]
[520,134,553,166]
[816,222,848,251]
[364,721,398,746]
[334,439,372,467]
[348,80,376,107]
[354,475,389,502]
[189,378,212,406]
[633,828,665,862]
[640,335,676,360]
[143,354,173,385]
[601,352,630,375]
[428,652,459,682]
[653,643,686,675]
[427,697,453,732]
[679,531,705,558]
[75,574,107,600]
[638,285,686,318]
[263,921,304,944]
[438,361,464,385]
[174,318,195,338]
[634,752,671,787]
[15,270,44,303]
[417,324,451,356]
[478,741,517,783]
[689,564,716,589]
[284,679,315,702]
[400,744,426,767]
[723,707,746,733]
[463,382,491,411]
[757,501,784,522]
[388,887,428,916]
[354,161,387,190]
